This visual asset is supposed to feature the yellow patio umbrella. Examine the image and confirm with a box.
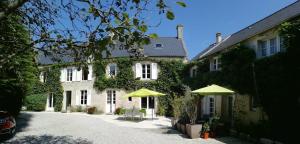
[124,88,166,97]
[192,84,235,118]
[124,88,166,119]
[192,84,234,95]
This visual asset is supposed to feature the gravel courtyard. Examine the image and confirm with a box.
[2,112,251,144]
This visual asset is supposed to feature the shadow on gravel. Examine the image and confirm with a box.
[3,135,93,144]
[158,127,189,139]
[215,137,253,144]
[16,112,33,132]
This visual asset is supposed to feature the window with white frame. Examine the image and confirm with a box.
[48,93,54,108]
[82,68,89,80]
[258,40,267,57]
[40,72,46,83]
[212,57,221,71]
[142,64,151,79]
[191,67,197,77]
[108,64,117,77]
[67,69,73,81]
[80,90,87,105]
[209,97,215,117]
[280,36,286,52]
[270,38,277,55]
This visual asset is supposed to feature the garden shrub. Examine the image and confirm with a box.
[139,108,146,116]
[24,93,47,111]
[114,107,125,115]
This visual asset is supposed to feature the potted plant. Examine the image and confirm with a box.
[184,87,202,139]
[202,122,210,139]
[209,116,220,138]
[172,96,183,129]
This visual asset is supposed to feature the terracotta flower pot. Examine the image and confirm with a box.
[203,132,209,139]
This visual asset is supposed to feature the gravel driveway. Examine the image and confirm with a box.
[1,112,251,144]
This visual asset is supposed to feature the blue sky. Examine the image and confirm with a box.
[147,0,297,59]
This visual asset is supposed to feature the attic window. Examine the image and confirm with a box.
[155,43,163,48]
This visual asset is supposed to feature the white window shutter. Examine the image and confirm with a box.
[151,63,158,79]
[39,72,44,82]
[87,90,92,105]
[72,68,77,81]
[135,63,142,78]
[76,91,80,105]
[77,69,82,81]
[88,65,92,80]
[60,69,65,82]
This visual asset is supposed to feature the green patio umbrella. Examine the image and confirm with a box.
[192,84,235,119]
[124,88,166,119]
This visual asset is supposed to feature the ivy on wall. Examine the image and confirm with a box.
[26,66,64,112]
[93,58,186,116]
[44,66,64,111]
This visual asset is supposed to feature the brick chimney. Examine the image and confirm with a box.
[177,24,184,39]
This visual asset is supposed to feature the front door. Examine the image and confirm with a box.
[66,91,72,110]
[141,96,155,116]
[106,90,116,113]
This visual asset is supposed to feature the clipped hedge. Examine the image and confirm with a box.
[24,93,47,111]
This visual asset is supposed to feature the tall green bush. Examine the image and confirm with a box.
[24,94,47,111]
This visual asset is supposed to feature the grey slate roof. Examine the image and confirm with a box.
[193,1,300,60]
[38,37,187,65]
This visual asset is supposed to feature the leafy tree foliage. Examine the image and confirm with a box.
[0,14,38,116]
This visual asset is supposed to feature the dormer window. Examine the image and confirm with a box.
[155,43,163,48]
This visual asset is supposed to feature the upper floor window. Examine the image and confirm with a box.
[82,68,89,80]
[108,63,117,77]
[258,40,267,57]
[190,67,197,78]
[211,57,221,71]
[270,38,277,55]
[280,36,286,52]
[40,72,46,83]
[67,69,73,81]
[142,64,151,79]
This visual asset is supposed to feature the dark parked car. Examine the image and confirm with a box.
[0,111,16,137]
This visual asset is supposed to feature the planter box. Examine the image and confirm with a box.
[180,124,186,134]
[171,118,177,128]
[176,123,181,132]
[186,124,202,139]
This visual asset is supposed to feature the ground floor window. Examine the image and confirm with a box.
[209,97,215,117]
[141,97,154,109]
[81,90,87,105]
[49,93,54,108]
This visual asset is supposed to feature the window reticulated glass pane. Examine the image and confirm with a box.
[82,69,88,80]
[146,64,151,78]
[141,97,147,108]
[109,65,116,76]
[112,91,116,104]
[259,41,267,56]
[270,38,277,54]
[149,97,154,109]
[107,90,111,104]
[142,64,146,78]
